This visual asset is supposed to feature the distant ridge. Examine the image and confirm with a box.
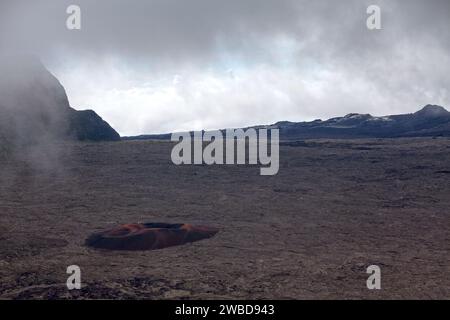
[123,105,450,141]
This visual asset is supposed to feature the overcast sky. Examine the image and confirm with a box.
[1,0,449,135]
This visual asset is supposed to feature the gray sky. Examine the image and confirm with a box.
[1,0,449,135]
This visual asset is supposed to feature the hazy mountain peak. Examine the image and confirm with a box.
[415,105,449,117]
[0,55,120,144]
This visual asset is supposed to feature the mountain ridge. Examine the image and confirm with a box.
[124,105,450,141]
[0,55,120,147]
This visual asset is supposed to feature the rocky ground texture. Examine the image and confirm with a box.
[0,138,449,299]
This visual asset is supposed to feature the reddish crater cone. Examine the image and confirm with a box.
[85,223,219,251]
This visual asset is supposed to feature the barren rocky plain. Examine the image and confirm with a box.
[0,137,449,299]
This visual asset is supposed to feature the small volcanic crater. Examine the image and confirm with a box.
[85,223,219,251]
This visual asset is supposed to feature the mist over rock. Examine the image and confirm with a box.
[0,55,120,150]
[0,55,70,147]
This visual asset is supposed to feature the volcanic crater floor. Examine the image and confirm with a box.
[0,138,449,299]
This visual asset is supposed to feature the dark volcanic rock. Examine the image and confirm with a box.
[0,55,120,146]
[68,108,120,141]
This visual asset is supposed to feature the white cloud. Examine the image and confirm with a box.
[50,47,449,136]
